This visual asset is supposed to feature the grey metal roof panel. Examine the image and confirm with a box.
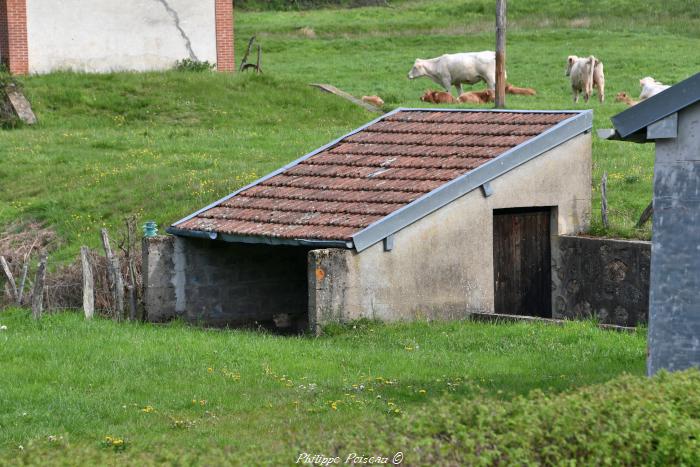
[611,72,700,139]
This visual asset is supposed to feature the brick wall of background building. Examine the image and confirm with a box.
[0,0,29,74]
[215,0,234,72]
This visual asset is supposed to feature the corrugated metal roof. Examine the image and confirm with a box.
[170,109,590,250]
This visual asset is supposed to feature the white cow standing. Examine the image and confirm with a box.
[408,51,498,96]
[565,55,605,103]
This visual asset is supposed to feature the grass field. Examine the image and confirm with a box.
[0,309,645,464]
[2,0,700,262]
[1,2,698,463]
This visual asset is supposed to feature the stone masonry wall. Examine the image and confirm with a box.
[552,235,651,327]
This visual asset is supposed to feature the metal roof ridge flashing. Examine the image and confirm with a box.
[350,110,593,252]
[396,107,586,114]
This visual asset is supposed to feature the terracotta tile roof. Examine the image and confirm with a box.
[174,109,576,243]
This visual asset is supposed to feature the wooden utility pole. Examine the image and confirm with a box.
[495,0,507,108]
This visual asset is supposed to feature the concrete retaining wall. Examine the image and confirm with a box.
[26,0,217,73]
[143,236,311,330]
[552,235,650,327]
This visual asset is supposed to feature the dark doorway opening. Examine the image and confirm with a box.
[493,207,552,318]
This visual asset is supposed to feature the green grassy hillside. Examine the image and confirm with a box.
[2,0,700,261]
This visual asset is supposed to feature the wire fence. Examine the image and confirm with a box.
[1,221,143,318]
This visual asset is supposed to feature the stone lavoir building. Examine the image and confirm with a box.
[145,108,595,333]
[0,0,234,74]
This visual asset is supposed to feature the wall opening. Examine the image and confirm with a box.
[493,207,552,318]
[181,239,312,334]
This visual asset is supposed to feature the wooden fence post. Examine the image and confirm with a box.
[0,256,17,303]
[636,200,653,228]
[31,254,47,320]
[17,261,29,306]
[125,217,138,321]
[101,228,125,320]
[81,246,95,319]
[601,172,609,229]
[17,239,36,306]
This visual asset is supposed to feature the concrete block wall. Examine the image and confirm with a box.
[143,236,311,330]
[552,235,650,327]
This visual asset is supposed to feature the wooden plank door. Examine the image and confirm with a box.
[493,207,552,317]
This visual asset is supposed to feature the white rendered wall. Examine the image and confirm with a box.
[26,0,216,73]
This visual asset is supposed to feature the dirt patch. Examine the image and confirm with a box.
[298,26,317,38]
[569,17,592,28]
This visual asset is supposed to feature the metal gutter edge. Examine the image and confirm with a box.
[170,107,405,228]
[166,226,353,249]
[351,110,593,252]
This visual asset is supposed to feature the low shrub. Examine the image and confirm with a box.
[174,59,215,72]
[334,370,700,465]
[237,0,391,11]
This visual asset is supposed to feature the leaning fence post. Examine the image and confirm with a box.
[101,228,125,320]
[125,217,138,321]
[31,254,47,320]
[0,256,17,303]
[81,246,95,319]
[17,260,29,306]
[17,239,36,306]
[636,200,654,228]
[601,172,609,229]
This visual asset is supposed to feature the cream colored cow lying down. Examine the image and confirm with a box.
[639,77,670,100]
[408,51,500,96]
[565,55,605,103]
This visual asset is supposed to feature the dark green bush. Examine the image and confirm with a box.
[237,0,391,11]
[174,59,215,72]
[333,370,700,465]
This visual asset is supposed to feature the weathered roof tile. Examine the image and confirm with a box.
[173,109,574,242]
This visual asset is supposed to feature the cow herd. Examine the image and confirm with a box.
[365,50,670,107]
